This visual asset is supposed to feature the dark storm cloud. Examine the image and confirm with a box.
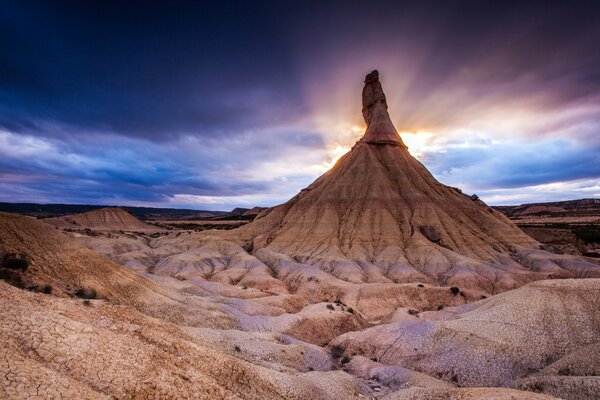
[0,1,305,140]
[0,0,599,208]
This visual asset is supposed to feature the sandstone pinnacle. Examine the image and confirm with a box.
[360,70,405,146]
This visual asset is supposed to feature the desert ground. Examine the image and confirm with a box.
[1,71,599,399]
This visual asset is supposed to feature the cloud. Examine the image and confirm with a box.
[0,1,599,208]
[0,127,327,210]
[409,130,600,204]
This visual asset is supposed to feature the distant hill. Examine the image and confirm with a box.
[494,198,600,258]
[494,198,600,220]
[45,207,161,232]
[0,202,227,221]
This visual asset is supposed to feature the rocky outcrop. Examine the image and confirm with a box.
[227,71,599,295]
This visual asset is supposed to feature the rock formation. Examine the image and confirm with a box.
[71,71,600,322]
[45,207,160,232]
[360,70,406,146]
[229,70,598,294]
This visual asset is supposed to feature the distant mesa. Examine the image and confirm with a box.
[228,207,267,218]
[495,198,600,257]
[243,206,267,217]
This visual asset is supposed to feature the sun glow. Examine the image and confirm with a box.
[398,130,436,158]
[321,144,351,171]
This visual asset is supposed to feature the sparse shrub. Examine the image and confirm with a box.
[527,382,544,393]
[371,357,378,362]
[450,286,460,296]
[330,345,344,359]
[437,305,444,311]
[241,286,247,290]
[574,225,600,244]
[340,356,350,364]
[41,284,52,294]
[346,307,354,314]
[558,368,572,376]
[74,288,97,299]
[408,309,420,316]
[233,345,241,352]
[0,268,25,289]
[308,367,314,371]
[481,295,487,299]
[417,284,424,288]
[83,300,91,306]
[326,304,335,311]
[1,254,29,271]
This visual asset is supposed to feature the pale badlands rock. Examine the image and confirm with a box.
[382,387,558,399]
[2,213,372,344]
[330,279,600,391]
[514,341,600,400]
[2,202,582,400]
[0,282,361,400]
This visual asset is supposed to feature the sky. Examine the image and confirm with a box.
[0,0,599,210]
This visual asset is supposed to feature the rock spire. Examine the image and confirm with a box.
[360,70,405,146]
